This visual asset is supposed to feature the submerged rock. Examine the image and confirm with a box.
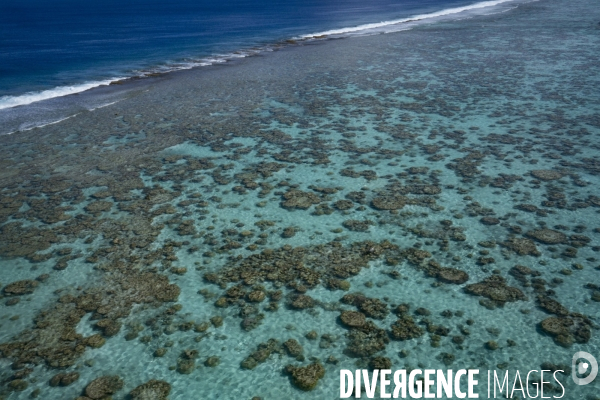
[3,280,38,296]
[486,341,499,350]
[342,219,373,232]
[389,315,425,341]
[154,348,167,357]
[464,275,526,305]
[289,294,316,310]
[424,261,469,284]
[540,317,571,337]
[341,293,388,319]
[241,339,282,369]
[371,195,407,210]
[435,267,469,284]
[369,356,392,370]
[130,379,171,400]
[84,376,124,399]
[502,238,541,256]
[345,321,388,357]
[305,331,318,340]
[480,217,500,225]
[339,311,367,328]
[539,316,592,347]
[537,295,569,316]
[8,379,28,391]
[281,227,296,238]
[284,362,325,391]
[247,290,266,303]
[530,170,564,181]
[281,190,320,210]
[49,372,79,387]
[205,356,220,367]
[525,229,567,245]
[176,359,196,374]
[334,200,354,210]
[283,339,303,358]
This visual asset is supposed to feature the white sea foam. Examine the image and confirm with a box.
[298,0,519,38]
[5,114,79,135]
[88,100,121,111]
[0,79,124,110]
[0,51,263,111]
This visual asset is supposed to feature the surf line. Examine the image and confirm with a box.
[4,113,80,136]
[340,369,565,398]
[299,0,521,39]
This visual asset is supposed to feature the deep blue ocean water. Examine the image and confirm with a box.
[1,0,498,103]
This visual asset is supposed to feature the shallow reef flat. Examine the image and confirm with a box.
[1,0,600,399]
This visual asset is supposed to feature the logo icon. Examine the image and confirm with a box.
[572,351,598,385]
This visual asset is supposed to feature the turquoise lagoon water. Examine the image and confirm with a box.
[1,0,600,399]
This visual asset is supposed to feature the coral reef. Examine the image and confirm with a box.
[284,363,325,391]
[84,376,124,399]
[464,275,526,305]
[129,379,171,400]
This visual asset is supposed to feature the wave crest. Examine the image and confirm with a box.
[298,0,519,38]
